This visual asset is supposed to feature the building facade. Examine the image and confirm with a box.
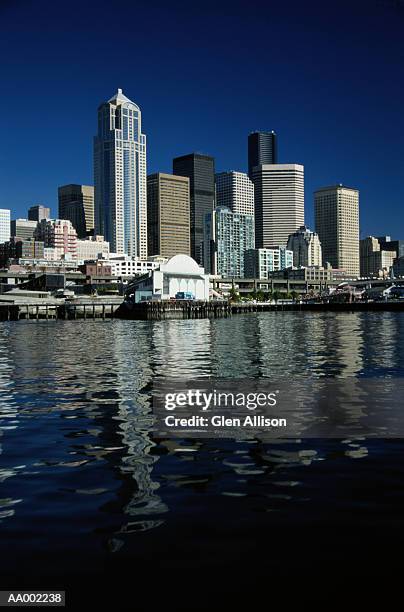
[147,173,190,259]
[11,219,38,241]
[376,236,404,260]
[360,236,396,277]
[287,225,322,267]
[28,205,50,222]
[0,238,44,267]
[244,247,293,279]
[35,219,78,259]
[215,171,254,216]
[58,184,94,238]
[94,89,147,258]
[76,235,110,261]
[248,131,277,177]
[204,206,254,277]
[0,209,10,244]
[252,164,304,248]
[173,153,215,264]
[314,184,360,277]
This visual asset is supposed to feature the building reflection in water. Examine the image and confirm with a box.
[0,313,403,548]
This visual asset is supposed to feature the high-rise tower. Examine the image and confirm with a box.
[248,131,277,177]
[173,153,215,263]
[94,89,147,257]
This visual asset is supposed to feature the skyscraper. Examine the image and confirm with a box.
[248,131,277,177]
[314,184,360,277]
[147,173,190,258]
[28,205,50,222]
[287,225,322,267]
[58,184,94,238]
[215,171,254,216]
[203,206,254,277]
[173,153,215,263]
[360,236,396,278]
[0,209,10,244]
[252,164,304,248]
[94,89,147,257]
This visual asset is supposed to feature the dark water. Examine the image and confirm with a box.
[1,312,404,608]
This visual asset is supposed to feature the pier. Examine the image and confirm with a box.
[0,299,122,321]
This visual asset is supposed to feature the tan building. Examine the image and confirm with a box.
[147,173,190,258]
[314,184,360,277]
[360,236,396,277]
[58,184,94,238]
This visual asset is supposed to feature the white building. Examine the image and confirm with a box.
[215,171,255,216]
[0,209,11,244]
[315,184,360,277]
[107,254,161,278]
[244,247,293,279]
[252,164,304,248]
[76,235,110,261]
[287,225,322,267]
[126,254,210,302]
[94,89,147,258]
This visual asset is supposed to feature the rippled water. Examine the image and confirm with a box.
[0,312,403,607]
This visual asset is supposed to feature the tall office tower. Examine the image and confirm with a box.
[215,171,254,216]
[147,173,190,259]
[314,184,360,277]
[0,209,10,244]
[248,131,277,177]
[173,153,215,263]
[11,219,38,241]
[287,225,322,267]
[58,185,94,238]
[204,206,254,277]
[252,164,304,248]
[360,236,396,277]
[94,89,147,257]
[28,204,50,221]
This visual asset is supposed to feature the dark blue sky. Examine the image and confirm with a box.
[0,0,403,237]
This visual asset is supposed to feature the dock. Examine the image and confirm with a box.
[0,298,122,321]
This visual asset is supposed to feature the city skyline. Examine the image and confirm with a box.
[0,0,403,240]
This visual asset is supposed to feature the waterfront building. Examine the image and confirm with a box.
[252,164,304,248]
[244,247,293,279]
[269,265,338,282]
[11,219,38,241]
[126,254,210,302]
[376,236,404,260]
[28,205,50,222]
[287,225,322,267]
[314,184,360,277]
[215,171,254,216]
[147,173,190,258]
[248,131,277,177]
[0,209,11,244]
[173,153,215,264]
[94,89,147,258]
[58,184,94,238]
[204,206,255,277]
[76,235,110,261]
[360,236,396,277]
[35,219,78,259]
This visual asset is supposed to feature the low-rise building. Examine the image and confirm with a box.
[244,247,293,279]
[107,254,162,278]
[126,254,210,302]
[0,238,44,267]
